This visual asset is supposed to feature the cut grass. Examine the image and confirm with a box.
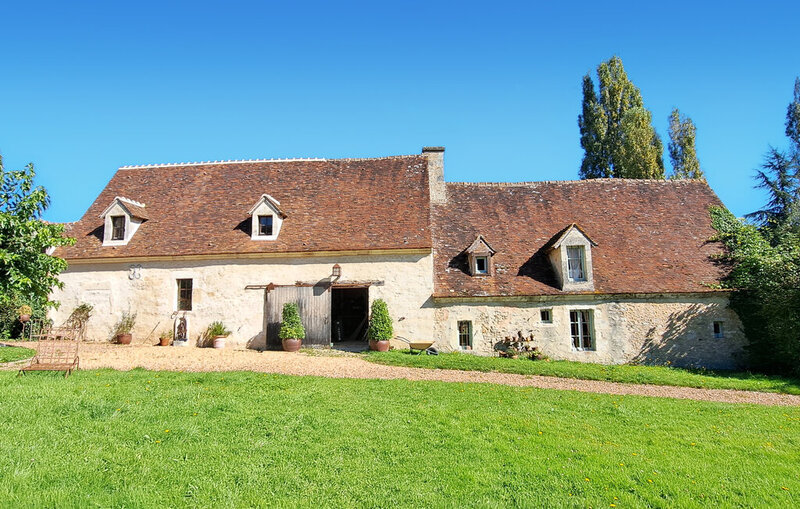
[0,369,798,507]
[0,345,35,364]
[366,350,800,395]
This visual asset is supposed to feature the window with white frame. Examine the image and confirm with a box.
[258,215,274,236]
[713,321,724,339]
[569,310,594,350]
[111,216,126,240]
[540,309,552,323]
[458,320,473,350]
[566,246,586,282]
[475,256,488,274]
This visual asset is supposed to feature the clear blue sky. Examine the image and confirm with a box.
[1,0,798,222]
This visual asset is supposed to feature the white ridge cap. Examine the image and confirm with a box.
[118,158,327,170]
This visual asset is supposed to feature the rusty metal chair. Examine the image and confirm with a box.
[18,326,80,378]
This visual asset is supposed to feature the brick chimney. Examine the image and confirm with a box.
[422,146,446,204]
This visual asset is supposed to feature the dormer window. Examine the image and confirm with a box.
[111,216,126,240]
[566,246,586,282]
[547,224,596,291]
[100,197,148,246]
[465,235,496,277]
[248,194,287,241]
[258,215,274,236]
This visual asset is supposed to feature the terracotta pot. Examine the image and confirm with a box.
[213,336,227,349]
[18,314,31,323]
[159,337,171,346]
[116,333,132,345]
[282,338,302,352]
[369,340,390,352]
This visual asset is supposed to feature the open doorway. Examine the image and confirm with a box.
[331,287,369,348]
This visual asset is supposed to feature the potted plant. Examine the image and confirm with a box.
[367,299,393,352]
[17,305,32,323]
[113,312,136,344]
[158,329,173,347]
[206,321,231,349]
[279,302,305,352]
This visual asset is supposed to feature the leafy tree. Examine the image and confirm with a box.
[711,78,800,375]
[366,299,393,341]
[0,156,74,337]
[668,108,703,179]
[578,56,664,179]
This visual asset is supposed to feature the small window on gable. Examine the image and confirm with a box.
[570,310,594,350]
[111,216,126,240]
[258,215,273,236]
[540,309,552,323]
[713,321,724,339]
[475,256,488,274]
[177,279,193,311]
[458,320,473,350]
[566,246,586,282]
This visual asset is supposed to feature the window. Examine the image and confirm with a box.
[177,279,193,311]
[458,320,473,350]
[258,215,273,236]
[111,216,126,241]
[713,321,724,339]
[569,310,594,350]
[475,256,488,274]
[566,246,586,281]
[540,309,552,323]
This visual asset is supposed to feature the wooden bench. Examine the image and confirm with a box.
[18,327,80,378]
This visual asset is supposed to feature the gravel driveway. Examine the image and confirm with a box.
[6,342,800,406]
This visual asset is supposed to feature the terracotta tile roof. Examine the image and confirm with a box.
[432,179,727,298]
[57,156,431,260]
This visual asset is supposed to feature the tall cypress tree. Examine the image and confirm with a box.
[668,108,704,179]
[578,56,664,179]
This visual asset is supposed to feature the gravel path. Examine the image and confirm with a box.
[5,342,800,406]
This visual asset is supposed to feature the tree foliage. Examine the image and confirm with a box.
[366,298,393,342]
[745,77,800,238]
[710,207,800,374]
[578,56,664,179]
[279,302,305,340]
[0,156,74,334]
[668,108,703,179]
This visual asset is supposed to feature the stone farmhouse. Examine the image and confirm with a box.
[51,147,747,368]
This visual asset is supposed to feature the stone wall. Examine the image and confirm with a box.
[50,252,434,349]
[433,294,747,369]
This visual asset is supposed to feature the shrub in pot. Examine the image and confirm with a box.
[17,305,32,323]
[158,329,173,347]
[112,312,136,344]
[367,299,393,352]
[206,321,231,349]
[279,302,305,352]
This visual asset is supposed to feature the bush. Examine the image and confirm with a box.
[279,303,305,340]
[206,321,231,338]
[112,312,136,337]
[366,299,393,341]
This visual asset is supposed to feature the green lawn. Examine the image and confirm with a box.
[366,350,800,395]
[1,370,798,507]
[0,345,35,364]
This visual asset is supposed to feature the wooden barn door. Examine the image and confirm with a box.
[265,285,331,349]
